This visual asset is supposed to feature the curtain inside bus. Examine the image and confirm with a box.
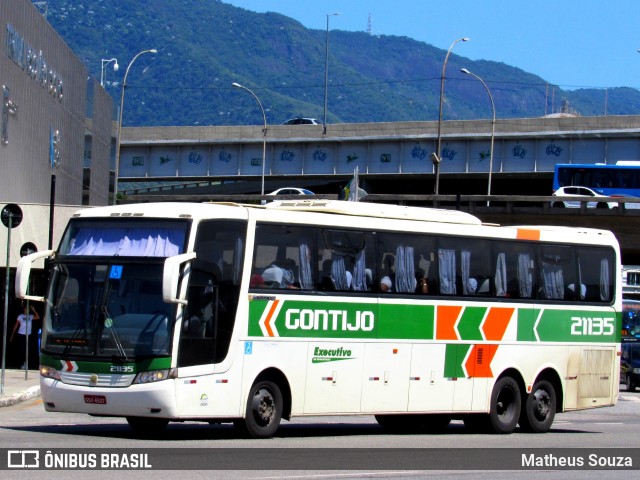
[62,226,186,256]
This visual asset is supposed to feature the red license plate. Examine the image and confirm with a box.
[84,394,107,405]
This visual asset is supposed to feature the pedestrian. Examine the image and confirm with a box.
[10,301,40,370]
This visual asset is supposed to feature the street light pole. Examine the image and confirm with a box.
[100,58,119,87]
[323,12,340,135]
[461,68,496,205]
[232,82,268,195]
[114,49,157,203]
[434,37,469,195]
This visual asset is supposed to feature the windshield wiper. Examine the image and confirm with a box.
[61,307,93,360]
[102,306,128,362]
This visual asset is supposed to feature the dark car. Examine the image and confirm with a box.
[282,118,319,125]
[621,340,640,391]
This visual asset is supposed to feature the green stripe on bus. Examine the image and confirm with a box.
[517,308,538,342]
[535,309,619,342]
[39,352,171,373]
[377,303,434,339]
[444,344,471,378]
[248,300,435,339]
[249,299,379,339]
[457,307,486,341]
[249,298,619,343]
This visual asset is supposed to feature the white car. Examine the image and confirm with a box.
[268,187,315,196]
[551,186,617,209]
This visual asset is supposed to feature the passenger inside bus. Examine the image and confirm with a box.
[380,275,393,292]
[262,259,297,288]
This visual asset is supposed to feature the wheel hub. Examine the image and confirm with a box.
[253,388,275,425]
[532,389,550,419]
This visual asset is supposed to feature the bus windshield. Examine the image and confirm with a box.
[41,217,190,360]
[44,260,173,359]
[623,299,640,339]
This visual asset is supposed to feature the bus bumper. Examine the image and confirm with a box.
[40,376,178,418]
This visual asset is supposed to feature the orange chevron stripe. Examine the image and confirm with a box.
[482,307,514,341]
[436,305,462,340]
[264,299,279,337]
[465,344,498,378]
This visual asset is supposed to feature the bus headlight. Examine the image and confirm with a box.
[134,369,171,384]
[40,365,61,380]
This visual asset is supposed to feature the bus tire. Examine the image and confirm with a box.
[628,374,637,392]
[240,380,283,438]
[519,379,556,433]
[488,376,521,434]
[126,416,169,434]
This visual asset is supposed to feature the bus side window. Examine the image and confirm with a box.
[493,241,535,299]
[539,245,575,300]
[321,229,368,292]
[438,248,456,295]
[577,246,614,303]
[252,224,314,290]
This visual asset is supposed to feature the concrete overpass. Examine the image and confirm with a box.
[119,115,640,196]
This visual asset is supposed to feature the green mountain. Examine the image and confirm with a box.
[42,0,640,126]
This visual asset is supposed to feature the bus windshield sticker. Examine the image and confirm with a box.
[109,265,123,279]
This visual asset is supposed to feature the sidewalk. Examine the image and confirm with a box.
[0,368,41,407]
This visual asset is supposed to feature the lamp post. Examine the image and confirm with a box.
[114,49,157,203]
[100,58,119,87]
[434,37,469,195]
[232,82,268,195]
[461,68,495,204]
[323,12,340,135]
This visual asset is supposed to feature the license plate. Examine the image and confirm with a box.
[84,394,107,405]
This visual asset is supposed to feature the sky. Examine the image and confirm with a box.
[223,0,640,91]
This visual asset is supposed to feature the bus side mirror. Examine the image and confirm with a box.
[163,252,196,304]
[15,249,55,302]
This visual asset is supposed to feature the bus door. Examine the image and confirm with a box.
[360,330,412,413]
[175,220,246,415]
[303,229,372,414]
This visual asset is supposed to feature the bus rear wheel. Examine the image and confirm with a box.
[237,380,283,438]
[126,416,169,434]
[488,376,521,434]
[519,379,556,433]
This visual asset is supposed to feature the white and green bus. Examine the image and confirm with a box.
[16,200,621,437]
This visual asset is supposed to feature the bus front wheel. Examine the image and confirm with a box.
[238,380,283,438]
[519,379,556,433]
[488,376,521,434]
